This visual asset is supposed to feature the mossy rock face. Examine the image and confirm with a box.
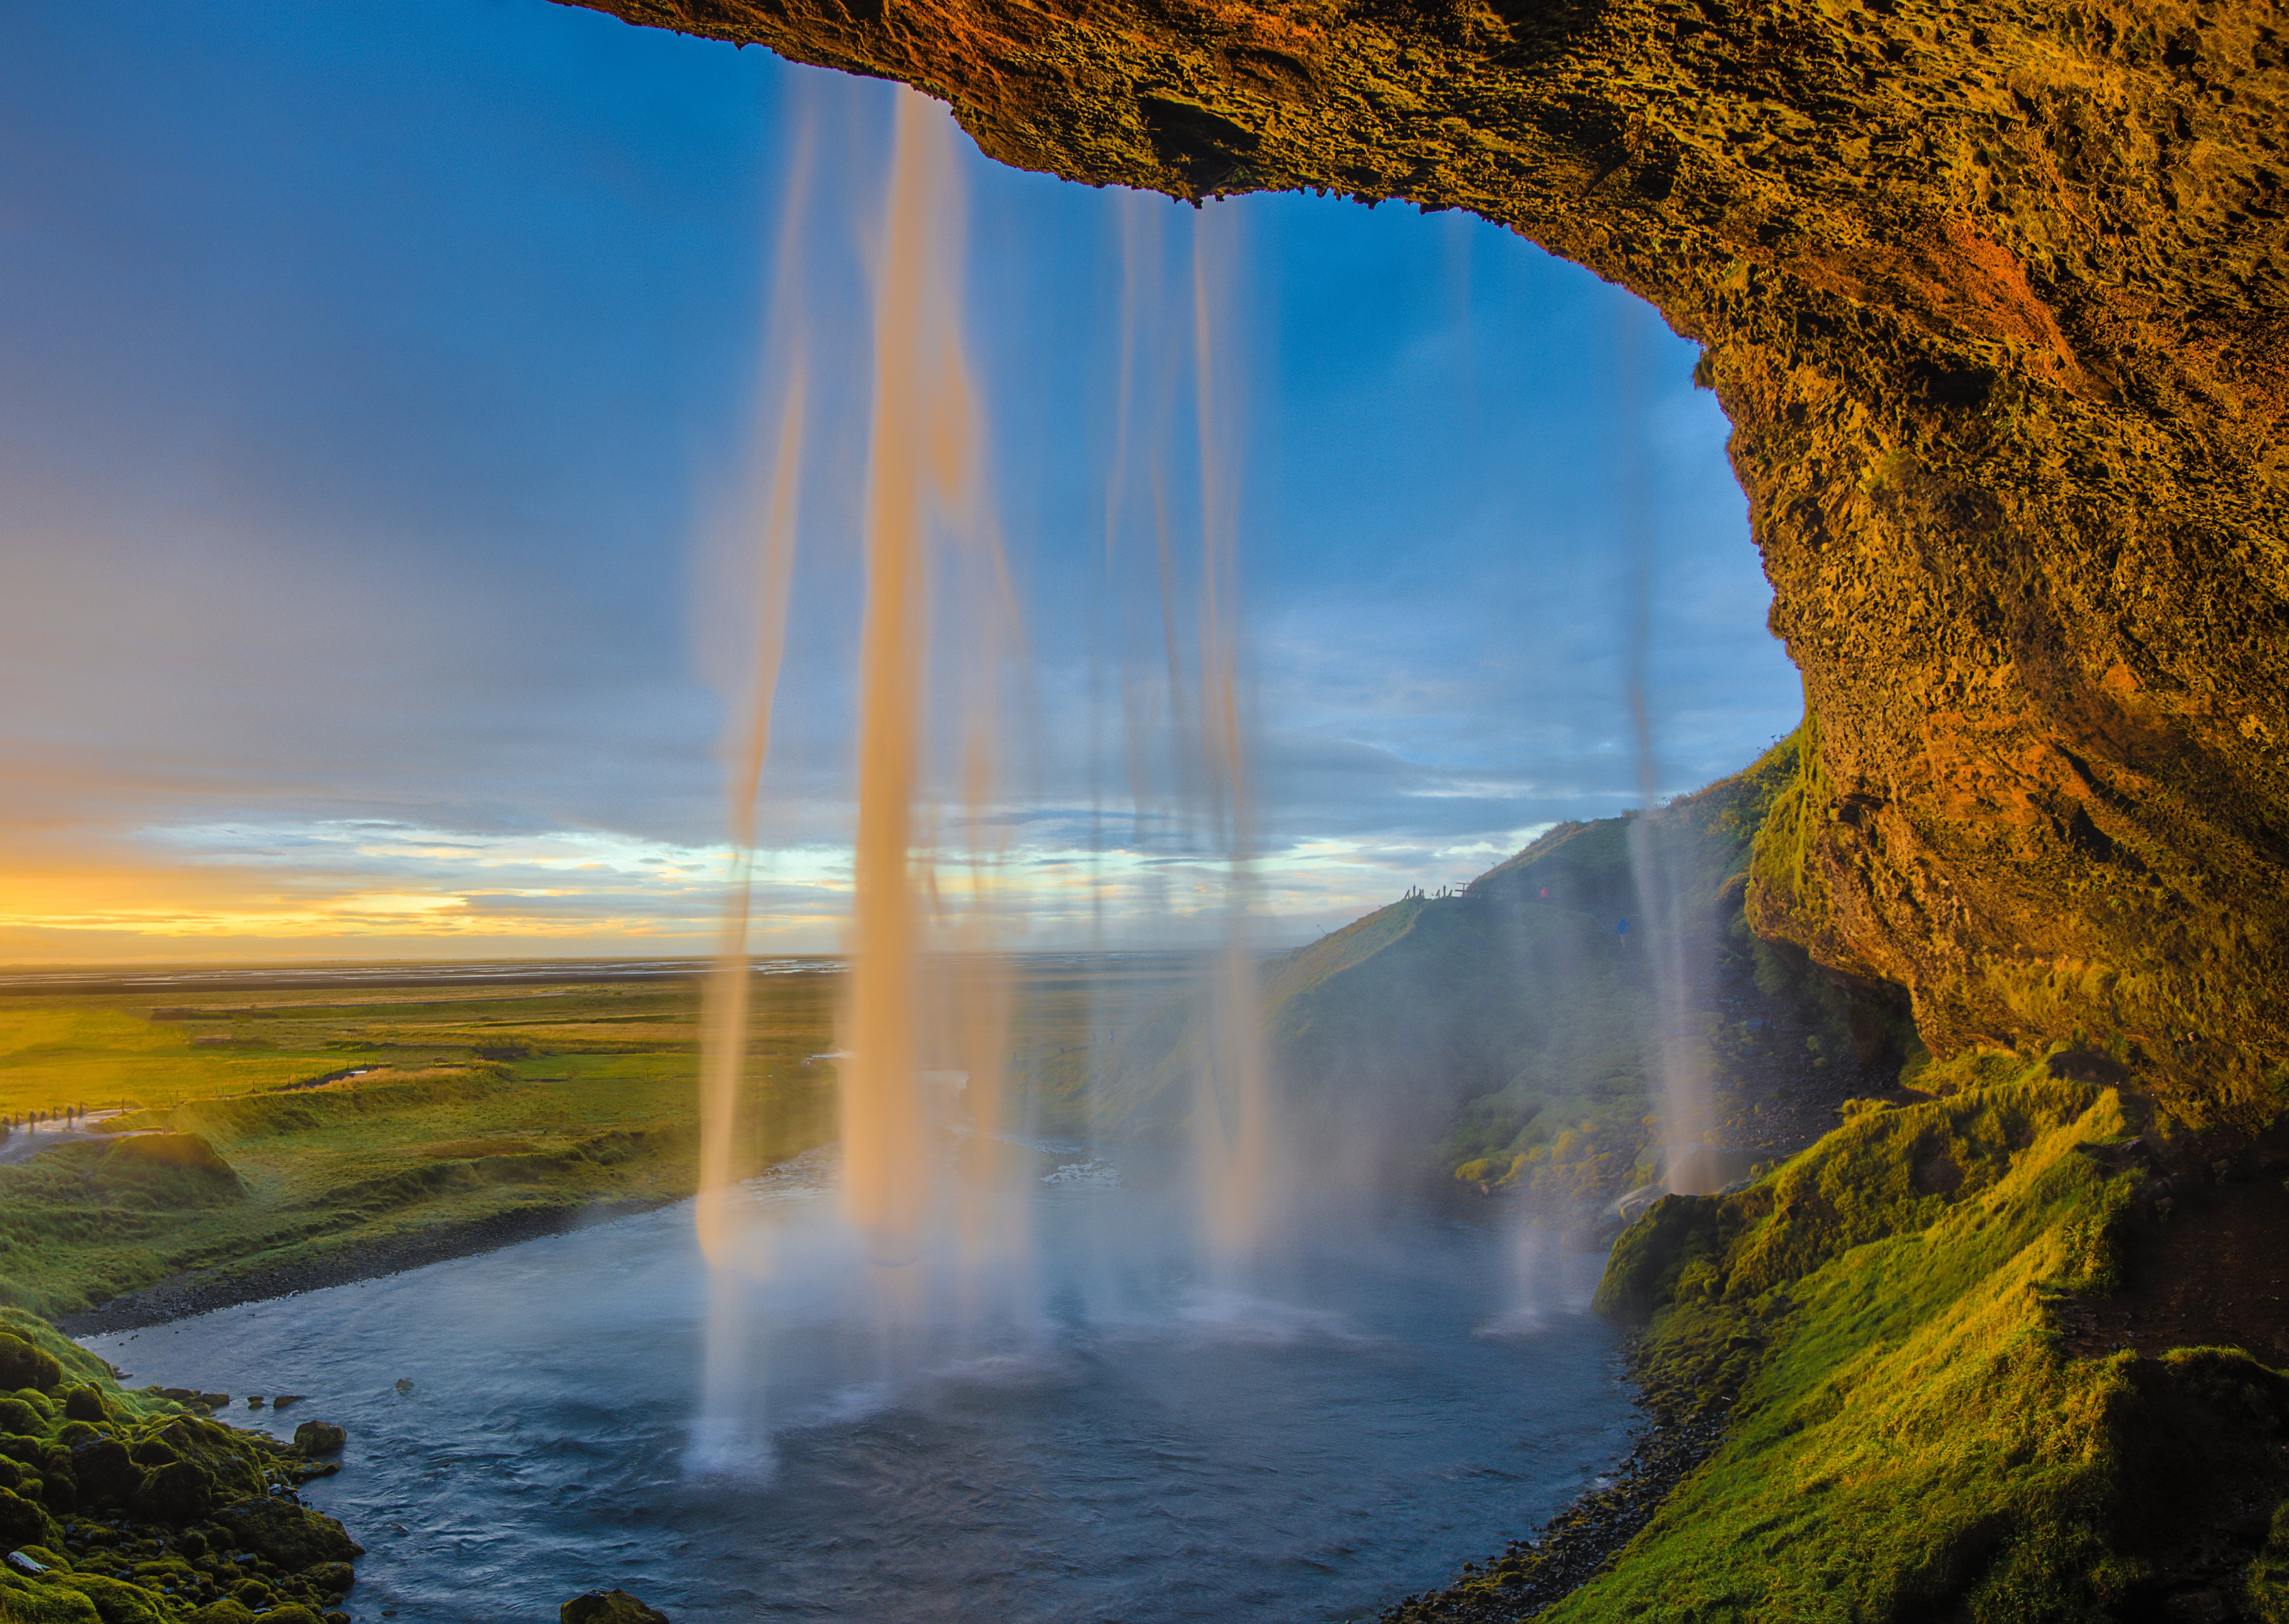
[562,0,2289,1119]
[209,1499,361,1570]
[561,1590,672,1624]
[0,1338,61,1397]
[56,1394,103,1428]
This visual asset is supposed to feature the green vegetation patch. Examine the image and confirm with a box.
[1562,1062,2289,1621]
[0,979,846,1318]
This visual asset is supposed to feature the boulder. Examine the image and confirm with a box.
[128,1461,215,1525]
[0,1337,61,1395]
[210,1498,361,1569]
[561,1589,672,1624]
[289,1424,344,1457]
[59,1390,106,1425]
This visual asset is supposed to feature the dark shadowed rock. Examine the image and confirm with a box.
[562,1589,672,1623]
[129,1459,216,1524]
[66,1437,139,1508]
[2048,1049,2130,1086]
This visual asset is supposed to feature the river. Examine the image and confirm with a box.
[82,1163,1634,1623]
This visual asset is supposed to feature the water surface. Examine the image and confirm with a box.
[85,1174,1632,1623]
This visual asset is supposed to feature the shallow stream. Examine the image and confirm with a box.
[83,1167,1634,1623]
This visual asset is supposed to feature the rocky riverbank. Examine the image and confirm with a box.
[0,1311,362,1623]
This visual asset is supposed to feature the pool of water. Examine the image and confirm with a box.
[83,1169,1633,1624]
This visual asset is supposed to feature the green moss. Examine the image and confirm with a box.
[1567,1065,2287,1620]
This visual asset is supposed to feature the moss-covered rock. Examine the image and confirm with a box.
[206,1502,358,1572]
[51,1572,170,1624]
[0,1340,61,1398]
[283,1427,339,1460]
[0,1572,103,1624]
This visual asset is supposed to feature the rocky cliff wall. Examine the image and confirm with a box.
[568,0,2288,1117]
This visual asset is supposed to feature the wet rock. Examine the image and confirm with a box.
[268,1397,303,1411]
[391,1380,414,1397]
[209,1499,361,1569]
[561,1588,672,1623]
[288,1424,344,1457]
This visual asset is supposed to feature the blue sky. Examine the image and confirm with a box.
[0,0,1801,959]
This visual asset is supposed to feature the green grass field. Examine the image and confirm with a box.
[0,976,848,1318]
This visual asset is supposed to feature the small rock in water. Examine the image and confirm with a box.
[294,1421,348,1455]
[272,1393,306,1409]
[393,1378,416,1395]
[248,1395,267,1408]
[562,1589,672,1623]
